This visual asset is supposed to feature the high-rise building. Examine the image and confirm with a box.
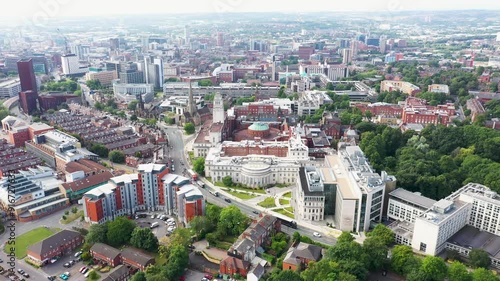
[184,25,190,45]
[213,92,224,123]
[0,79,21,99]
[216,32,224,47]
[350,40,358,58]
[379,35,387,53]
[342,48,352,64]
[61,54,85,75]
[18,90,38,115]
[17,59,37,93]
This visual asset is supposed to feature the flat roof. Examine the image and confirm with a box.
[318,168,336,183]
[389,188,436,209]
[448,225,500,259]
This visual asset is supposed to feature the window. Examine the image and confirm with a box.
[420,242,427,252]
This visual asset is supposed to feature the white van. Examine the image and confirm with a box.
[150,222,159,229]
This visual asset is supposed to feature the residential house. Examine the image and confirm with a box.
[90,243,121,267]
[282,242,323,271]
[220,256,251,277]
[27,230,83,266]
[247,264,265,281]
[121,247,155,271]
[102,265,130,281]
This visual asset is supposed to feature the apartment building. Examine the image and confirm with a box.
[113,83,154,103]
[0,139,43,177]
[380,80,421,96]
[0,78,21,98]
[85,70,118,87]
[427,84,450,95]
[296,167,326,221]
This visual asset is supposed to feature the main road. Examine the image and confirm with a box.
[161,123,337,246]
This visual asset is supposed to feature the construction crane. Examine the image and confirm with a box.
[56,28,70,55]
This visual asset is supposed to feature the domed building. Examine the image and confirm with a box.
[248,122,270,138]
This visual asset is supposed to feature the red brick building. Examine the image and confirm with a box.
[121,247,155,271]
[0,139,43,177]
[102,265,130,281]
[27,230,84,266]
[220,256,251,277]
[1,116,30,147]
[282,242,323,271]
[90,243,121,267]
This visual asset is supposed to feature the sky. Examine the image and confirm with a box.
[5,0,500,23]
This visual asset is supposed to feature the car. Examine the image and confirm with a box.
[84,271,91,278]
[82,268,89,274]
[135,215,139,219]
[48,276,56,281]
[204,274,213,280]
[151,214,155,219]
[59,274,68,280]
[69,260,75,266]
[17,269,24,274]
[201,278,209,281]
[74,251,83,257]
[0,258,3,263]
[224,198,231,203]
[63,263,70,268]
[50,259,57,264]
[252,210,259,214]
[313,232,321,238]
[22,273,29,278]
[79,267,86,273]
[64,272,71,277]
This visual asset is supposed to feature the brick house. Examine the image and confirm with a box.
[27,230,83,266]
[102,265,130,281]
[90,243,121,267]
[121,247,155,271]
[282,242,323,271]
[220,256,251,277]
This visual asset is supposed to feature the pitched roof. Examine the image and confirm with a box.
[250,264,265,278]
[28,230,82,257]
[121,247,154,267]
[221,256,250,270]
[283,242,322,265]
[90,243,121,260]
[102,265,129,281]
[61,171,113,193]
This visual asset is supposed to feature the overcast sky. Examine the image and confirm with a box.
[6,0,500,22]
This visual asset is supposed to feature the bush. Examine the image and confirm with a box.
[65,211,69,215]
[62,215,67,220]
[71,207,78,214]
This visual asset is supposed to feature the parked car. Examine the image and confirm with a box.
[204,274,213,280]
[74,251,83,257]
[150,214,155,219]
[82,268,89,274]
[79,267,86,273]
[47,276,56,281]
[17,269,24,274]
[22,272,29,278]
[69,260,75,266]
[252,210,259,214]
[313,232,321,238]
[59,274,68,280]
[224,198,231,203]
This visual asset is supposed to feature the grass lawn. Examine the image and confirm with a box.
[279,198,290,205]
[85,271,101,281]
[5,227,60,258]
[226,190,257,200]
[215,182,266,194]
[275,208,294,219]
[283,192,292,198]
[214,241,233,250]
[61,210,84,224]
[258,197,276,208]
[285,206,294,213]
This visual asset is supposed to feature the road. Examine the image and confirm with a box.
[160,124,190,176]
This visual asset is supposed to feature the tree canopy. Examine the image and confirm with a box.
[184,122,195,135]
[130,227,159,252]
[106,216,136,247]
[192,157,205,175]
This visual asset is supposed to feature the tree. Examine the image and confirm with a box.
[301,259,339,281]
[86,223,108,244]
[164,116,175,125]
[86,79,102,90]
[222,176,233,187]
[367,224,394,246]
[108,150,125,163]
[292,232,301,243]
[71,207,78,214]
[448,261,472,281]
[362,236,388,271]
[391,245,421,275]
[218,205,249,236]
[88,270,99,280]
[106,216,136,247]
[471,268,498,281]
[184,122,195,135]
[193,157,205,175]
[164,245,189,281]
[198,79,213,86]
[90,143,109,158]
[469,248,491,268]
[271,270,303,281]
[128,100,138,111]
[130,271,147,281]
[130,114,138,121]
[130,227,159,252]
[420,256,448,281]
[189,216,211,239]
[206,204,222,226]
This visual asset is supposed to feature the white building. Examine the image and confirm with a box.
[0,79,21,98]
[427,84,450,95]
[61,54,86,75]
[323,143,394,232]
[113,82,154,103]
[204,132,309,187]
[296,167,325,221]
[212,92,225,124]
[297,91,332,116]
[388,188,436,223]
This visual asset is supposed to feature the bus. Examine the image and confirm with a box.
[187,169,198,181]
[277,216,297,229]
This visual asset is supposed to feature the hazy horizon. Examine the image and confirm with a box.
[4,0,500,24]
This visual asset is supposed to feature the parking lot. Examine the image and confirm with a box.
[42,250,85,278]
[134,212,177,239]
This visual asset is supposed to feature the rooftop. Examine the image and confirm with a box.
[28,230,82,256]
[61,171,113,193]
[389,188,437,210]
[448,225,500,259]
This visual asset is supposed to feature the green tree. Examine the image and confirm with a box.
[71,207,78,214]
[469,248,491,268]
[218,205,249,236]
[391,245,421,275]
[108,150,125,163]
[130,227,159,252]
[420,256,448,281]
[164,245,189,281]
[130,271,147,281]
[448,261,472,281]
[130,114,138,121]
[271,270,303,281]
[367,224,394,246]
[471,268,498,281]
[362,236,388,271]
[189,216,211,239]
[86,79,102,90]
[90,143,109,158]
[184,122,195,134]
[206,204,222,226]
[301,259,339,281]
[198,79,213,86]
[86,223,108,244]
[222,176,233,187]
[106,216,136,247]
[88,270,99,280]
[164,117,175,125]
[128,100,138,111]
[192,157,205,175]
[292,231,301,243]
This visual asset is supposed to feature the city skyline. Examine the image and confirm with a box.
[4,0,500,23]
